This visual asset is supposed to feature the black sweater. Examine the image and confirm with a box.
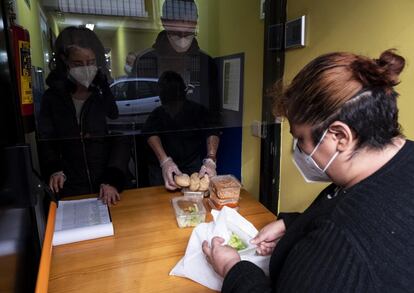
[223,140,414,293]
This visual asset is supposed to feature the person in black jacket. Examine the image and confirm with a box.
[203,49,414,292]
[142,71,220,190]
[130,0,220,187]
[131,0,220,118]
[38,26,130,205]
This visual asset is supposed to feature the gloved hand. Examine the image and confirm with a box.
[160,157,182,190]
[199,158,217,177]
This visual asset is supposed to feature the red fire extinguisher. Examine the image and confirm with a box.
[10,24,35,133]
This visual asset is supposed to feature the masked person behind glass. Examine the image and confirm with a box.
[130,0,220,187]
[202,49,414,292]
[38,26,130,205]
[123,52,136,77]
[131,0,220,125]
[142,71,219,189]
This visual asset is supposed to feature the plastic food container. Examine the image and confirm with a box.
[210,175,242,199]
[171,196,206,228]
[207,197,239,210]
[182,188,209,198]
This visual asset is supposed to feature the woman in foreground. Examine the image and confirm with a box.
[203,49,414,292]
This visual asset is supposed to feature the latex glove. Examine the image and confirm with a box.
[99,184,120,207]
[250,219,286,256]
[160,157,182,190]
[202,237,241,277]
[49,171,66,193]
[199,158,217,177]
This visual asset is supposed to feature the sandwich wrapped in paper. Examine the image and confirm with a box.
[170,207,271,291]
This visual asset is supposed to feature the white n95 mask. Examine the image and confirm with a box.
[69,65,97,88]
[124,64,132,75]
[167,34,194,53]
[292,129,339,183]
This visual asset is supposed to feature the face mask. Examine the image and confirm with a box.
[69,65,97,88]
[167,34,194,53]
[292,129,339,183]
[124,64,132,75]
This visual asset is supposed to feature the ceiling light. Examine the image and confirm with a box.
[58,0,148,17]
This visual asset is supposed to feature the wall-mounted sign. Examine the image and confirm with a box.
[285,15,306,49]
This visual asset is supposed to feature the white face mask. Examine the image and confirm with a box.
[69,65,97,88]
[167,34,194,53]
[292,129,339,183]
[124,64,132,75]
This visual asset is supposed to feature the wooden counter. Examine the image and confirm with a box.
[47,187,276,292]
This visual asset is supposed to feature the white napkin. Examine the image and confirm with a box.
[170,206,271,291]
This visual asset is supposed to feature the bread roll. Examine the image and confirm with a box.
[174,174,190,187]
[189,172,200,191]
[190,172,199,180]
[199,175,210,191]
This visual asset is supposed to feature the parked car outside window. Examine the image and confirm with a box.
[107,77,160,130]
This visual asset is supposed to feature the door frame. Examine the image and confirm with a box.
[259,0,287,214]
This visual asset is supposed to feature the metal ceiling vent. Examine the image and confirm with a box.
[58,0,148,17]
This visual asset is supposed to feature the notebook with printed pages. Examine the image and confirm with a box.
[53,198,114,246]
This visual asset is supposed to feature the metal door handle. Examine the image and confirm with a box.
[125,103,131,106]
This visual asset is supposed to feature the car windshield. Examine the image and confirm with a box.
[111,79,159,101]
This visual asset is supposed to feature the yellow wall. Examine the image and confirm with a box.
[110,27,160,78]
[48,15,59,38]
[279,0,414,212]
[15,0,43,68]
[195,0,219,56]
[214,0,264,198]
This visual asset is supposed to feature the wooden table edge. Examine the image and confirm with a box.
[35,201,57,293]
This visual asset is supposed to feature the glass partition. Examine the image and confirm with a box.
[27,0,257,199]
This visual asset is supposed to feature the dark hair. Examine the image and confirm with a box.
[51,26,108,77]
[274,49,405,150]
[158,71,186,104]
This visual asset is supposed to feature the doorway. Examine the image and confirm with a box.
[259,0,286,214]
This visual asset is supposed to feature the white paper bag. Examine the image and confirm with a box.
[170,207,271,291]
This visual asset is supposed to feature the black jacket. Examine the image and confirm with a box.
[132,30,221,126]
[223,140,414,293]
[38,70,130,196]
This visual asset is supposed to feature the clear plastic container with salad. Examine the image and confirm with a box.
[171,196,206,228]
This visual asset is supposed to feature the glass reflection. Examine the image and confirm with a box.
[31,0,244,195]
[142,70,220,188]
[37,26,130,200]
[130,0,221,129]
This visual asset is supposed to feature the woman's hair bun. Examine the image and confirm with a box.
[376,49,405,86]
[351,49,405,88]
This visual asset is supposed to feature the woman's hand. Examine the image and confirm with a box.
[99,184,120,206]
[202,237,241,277]
[49,171,66,193]
[250,219,286,256]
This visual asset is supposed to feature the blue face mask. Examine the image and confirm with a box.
[292,129,339,183]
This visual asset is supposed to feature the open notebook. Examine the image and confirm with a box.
[53,198,114,246]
